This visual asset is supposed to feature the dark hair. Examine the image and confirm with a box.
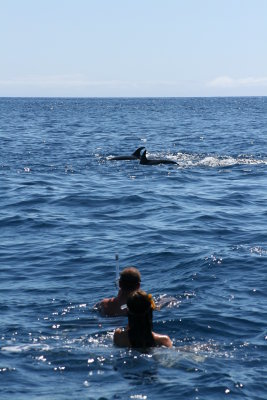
[119,267,141,291]
[127,290,155,348]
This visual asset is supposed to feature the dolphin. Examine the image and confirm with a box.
[110,146,145,161]
[140,150,177,165]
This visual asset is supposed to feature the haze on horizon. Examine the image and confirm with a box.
[1,0,267,97]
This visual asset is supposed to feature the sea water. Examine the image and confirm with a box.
[0,97,266,400]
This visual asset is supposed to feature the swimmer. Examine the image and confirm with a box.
[98,267,141,317]
[114,290,172,348]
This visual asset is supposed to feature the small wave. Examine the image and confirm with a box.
[0,215,24,227]
[1,344,51,353]
[153,345,206,368]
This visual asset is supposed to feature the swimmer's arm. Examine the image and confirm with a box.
[161,335,172,348]
[114,328,129,347]
[95,298,113,316]
[93,300,105,315]
[98,299,108,316]
[113,328,122,346]
[153,333,172,348]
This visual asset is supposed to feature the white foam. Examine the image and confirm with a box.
[175,153,267,168]
[200,156,237,167]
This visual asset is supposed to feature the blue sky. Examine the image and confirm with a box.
[1,0,267,97]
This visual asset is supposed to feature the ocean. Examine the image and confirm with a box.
[0,97,266,400]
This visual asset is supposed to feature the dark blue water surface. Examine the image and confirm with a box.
[0,97,266,400]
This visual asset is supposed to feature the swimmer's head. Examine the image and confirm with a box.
[119,267,141,292]
[127,290,155,315]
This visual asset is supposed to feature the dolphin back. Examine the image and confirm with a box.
[140,150,177,165]
[110,146,145,161]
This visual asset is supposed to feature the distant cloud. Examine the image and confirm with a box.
[208,76,267,88]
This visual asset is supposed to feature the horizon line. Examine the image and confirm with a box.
[1,95,266,99]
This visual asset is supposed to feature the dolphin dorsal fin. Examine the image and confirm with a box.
[132,146,145,157]
[140,150,148,164]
